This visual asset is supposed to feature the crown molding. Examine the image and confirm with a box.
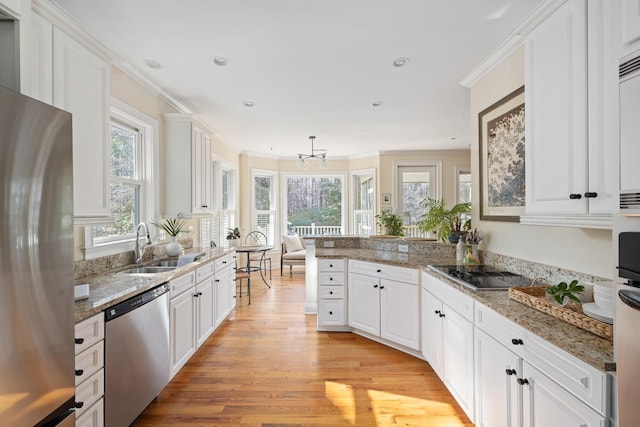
[459,0,568,88]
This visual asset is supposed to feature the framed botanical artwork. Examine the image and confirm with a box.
[478,86,525,221]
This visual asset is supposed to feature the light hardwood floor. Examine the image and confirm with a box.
[133,270,473,427]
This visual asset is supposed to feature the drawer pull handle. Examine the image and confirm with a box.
[517,378,529,386]
[329,264,333,268]
[435,310,441,315]
[329,277,333,281]
[380,285,385,289]
[439,313,445,318]
[376,269,382,273]
[75,402,84,409]
[329,311,333,315]
[584,192,598,198]
[222,261,227,264]
[75,338,84,345]
[569,193,582,200]
[75,369,84,376]
[374,285,379,288]
[505,369,517,376]
[329,291,333,295]
[511,338,524,345]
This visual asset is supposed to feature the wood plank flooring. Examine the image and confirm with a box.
[133,270,474,427]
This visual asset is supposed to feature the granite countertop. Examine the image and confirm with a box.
[315,248,615,373]
[74,247,235,323]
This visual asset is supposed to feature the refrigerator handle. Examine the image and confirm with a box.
[619,289,640,310]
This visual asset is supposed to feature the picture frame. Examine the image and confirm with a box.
[478,86,526,222]
[382,193,391,205]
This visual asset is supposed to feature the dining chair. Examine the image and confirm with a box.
[244,231,272,281]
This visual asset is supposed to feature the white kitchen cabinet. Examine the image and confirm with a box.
[522,362,605,427]
[421,277,474,421]
[75,313,105,426]
[621,0,640,56]
[195,275,215,348]
[214,253,233,327]
[0,0,21,16]
[348,260,420,351]
[317,259,347,330]
[474,300,610,425]
[26,11,53,104]
[163,114,214,217]
[475,328,520,427]
[523,0,613,228]
[169,276,197,378]
[52,27,111,224]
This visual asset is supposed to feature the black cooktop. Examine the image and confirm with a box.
[429,264,532,291]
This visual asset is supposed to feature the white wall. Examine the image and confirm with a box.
[470,47,613,279]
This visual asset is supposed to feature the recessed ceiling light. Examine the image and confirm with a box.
[244,101,254,107]
[143,59,161,69]
[372,101,384,107]
[392,57,410,67]
[212,56,229,66]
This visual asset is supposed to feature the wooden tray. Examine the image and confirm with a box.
[508,286,613,341]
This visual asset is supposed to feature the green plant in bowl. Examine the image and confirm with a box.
[545,280,584,305]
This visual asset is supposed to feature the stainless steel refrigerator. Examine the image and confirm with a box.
[0,85,75,426]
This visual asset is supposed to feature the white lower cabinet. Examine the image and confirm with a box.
[317,259,347,330]
[475,328,521,427]
[522,362,605,427]
[215,266,231,326]
[348,260,420,351]
[75,313,105,427]
[474,300,609,427]
[421,274,474,421]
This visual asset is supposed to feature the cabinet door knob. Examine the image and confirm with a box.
[75,338,84,345]
[373,284,379,288]
[505,369,517,376]
[329,311,333,315]
[584,192,598,198]
[517,378,529,386]
[435,310,441,315]
[75,402,84,409]
[329,291,333,295]
[329,264,333,268]
[376,269,382,273]
[380,285,385,289]
[75,369,84,376]
[329,277,333,281]
[439,313,445,318]
[569,193,582,200]
[511,338,524,345]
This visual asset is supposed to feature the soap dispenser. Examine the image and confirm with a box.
[456,237,464,261]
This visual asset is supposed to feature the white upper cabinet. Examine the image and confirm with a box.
[163,113,214,217]
[52,27,111,224]
[0,0,21,17]
[523,0,613,229]
[620,0,640,57]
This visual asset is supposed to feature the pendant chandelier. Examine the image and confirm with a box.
[296,136,328,170]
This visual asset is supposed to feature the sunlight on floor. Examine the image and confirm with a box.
[325,381,468,426]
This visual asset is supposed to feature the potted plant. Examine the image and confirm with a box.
[545,280,585,306]
[375,211,404,237]
[152,213,184,256]
[417,197,471,243]
[226,227,241,247]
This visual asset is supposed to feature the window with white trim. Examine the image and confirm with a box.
[213,160,238,249]
[252,170,278,245]
[351,170,375,236]
[395,162,441,225]
[85,101,158,259]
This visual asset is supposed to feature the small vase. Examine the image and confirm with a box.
[165,237,183,256]
[228,238,238,248]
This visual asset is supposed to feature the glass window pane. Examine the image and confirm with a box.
[110,123,137,178]
[401,171,431,225]
[458,171,472,204]
[94,183,139,239]
[287,177,342,235]
[222,169,230,210]
[255,176,272,210]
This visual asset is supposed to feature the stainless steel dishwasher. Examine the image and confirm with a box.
[105,283,171,427]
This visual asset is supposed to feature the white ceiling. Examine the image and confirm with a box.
[51,0,543,158]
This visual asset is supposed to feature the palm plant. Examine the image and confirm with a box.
[417,198,471,243]
[152,213,184,237]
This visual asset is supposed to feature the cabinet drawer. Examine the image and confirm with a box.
[76,397,104,427]
[318,258,345,272]
[319,286,344,299]
[349,260,418,284]
[195,261,214,282]
[475,301,528,358]
[75,340,104,387]
[75,313,104,355]
[318,300,345,326]
[422,272,474,321]
[318,272,344,285]
[75,368,104,418]
[169,271,196,298]
[215,254,232,272]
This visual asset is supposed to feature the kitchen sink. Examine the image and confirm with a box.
[121,266,175,275]
[150,260,180,267]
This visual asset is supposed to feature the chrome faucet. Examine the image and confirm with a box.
[135,222,152,263]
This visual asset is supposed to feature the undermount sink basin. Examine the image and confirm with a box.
[150,260,180,267]
[121,266,176,275]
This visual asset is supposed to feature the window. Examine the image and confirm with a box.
[85,100,158,259]
[284,174,345,236]
[252,170,278,245]
[351,170,375,236]
[396,163,441,225]
[456,167,472,204]
[213,160,237,249]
